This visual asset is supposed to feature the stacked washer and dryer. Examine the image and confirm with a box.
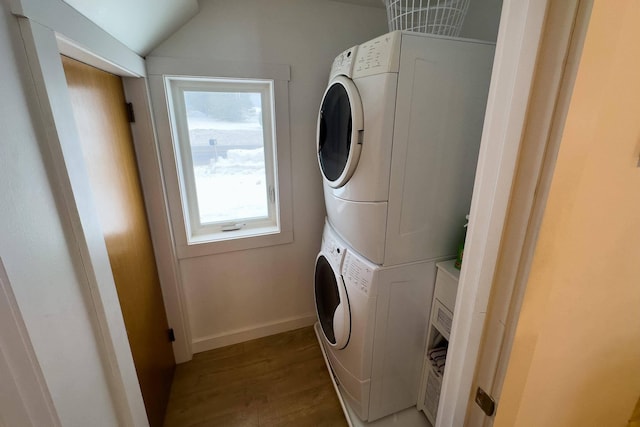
[313,31,495,423]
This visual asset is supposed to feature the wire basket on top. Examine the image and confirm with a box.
[385,0,470,37]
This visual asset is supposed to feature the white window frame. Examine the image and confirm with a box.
[147,58,293,258]
[165,76,279,243]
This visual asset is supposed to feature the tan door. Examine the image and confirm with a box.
[62,56,175,427]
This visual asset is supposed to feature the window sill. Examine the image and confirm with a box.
[176,230,293,259]
[187,224,281,245]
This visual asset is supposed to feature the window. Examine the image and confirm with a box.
[148,58,292,258]
[165,77,280,244]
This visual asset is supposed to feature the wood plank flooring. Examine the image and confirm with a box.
[164,326,348,427]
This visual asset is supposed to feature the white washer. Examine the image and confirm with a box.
[317,31,495,266]
[314,221,437,422]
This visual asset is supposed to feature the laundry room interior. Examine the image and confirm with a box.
[3,1,640,427]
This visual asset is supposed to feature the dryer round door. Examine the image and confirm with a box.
[314,254,351,349]
[317,76,364,188]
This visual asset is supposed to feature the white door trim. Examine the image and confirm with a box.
[10,0,145,76]
[436,1,552,425]
[467,1,593,425]
[0,258,61,427]
[17,17,148,426]
[11,0,192,367]
[10,0,193,423]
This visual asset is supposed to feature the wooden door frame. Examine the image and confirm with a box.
[9,0,192,425]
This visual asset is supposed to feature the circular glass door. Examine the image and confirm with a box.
[314,255,350,349]
[317,76,363,188]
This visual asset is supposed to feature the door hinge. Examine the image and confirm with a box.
[125,102,135,123]
[475,387,496,416]
[168,328,176,342]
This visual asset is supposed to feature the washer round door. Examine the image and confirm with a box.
[314,254,351,349]
[317,75,364,188]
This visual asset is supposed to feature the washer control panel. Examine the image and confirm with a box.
[353,31,401,78]
[342,252,373,296]
[329,45,358,80]
[322,233,346,270]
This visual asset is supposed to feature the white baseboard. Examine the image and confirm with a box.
[191,313,317,354]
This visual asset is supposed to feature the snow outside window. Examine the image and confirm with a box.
[165,77,280,244]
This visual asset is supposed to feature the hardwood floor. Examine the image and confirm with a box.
[164,326,348,427]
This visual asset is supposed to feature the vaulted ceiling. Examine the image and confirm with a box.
[62,0,199,55]
[61,0,385,56]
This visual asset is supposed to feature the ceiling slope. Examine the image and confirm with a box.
[59,0,390,56]
[62,0,199,56]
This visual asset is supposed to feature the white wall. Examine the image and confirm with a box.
[0,3,121,425]
[460,0,503,42]
[372,0,502,41]
[149,0,503,352]
[150,0,388,350]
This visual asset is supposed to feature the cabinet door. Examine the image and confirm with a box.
[432,298,454,340]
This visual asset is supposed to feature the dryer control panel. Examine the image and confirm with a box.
[353,31,401,78]
[329,45,358,80]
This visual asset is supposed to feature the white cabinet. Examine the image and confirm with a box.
[417,260,460,425]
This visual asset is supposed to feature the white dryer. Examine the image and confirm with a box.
[317,31,495,266]
[314,221,437,422]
